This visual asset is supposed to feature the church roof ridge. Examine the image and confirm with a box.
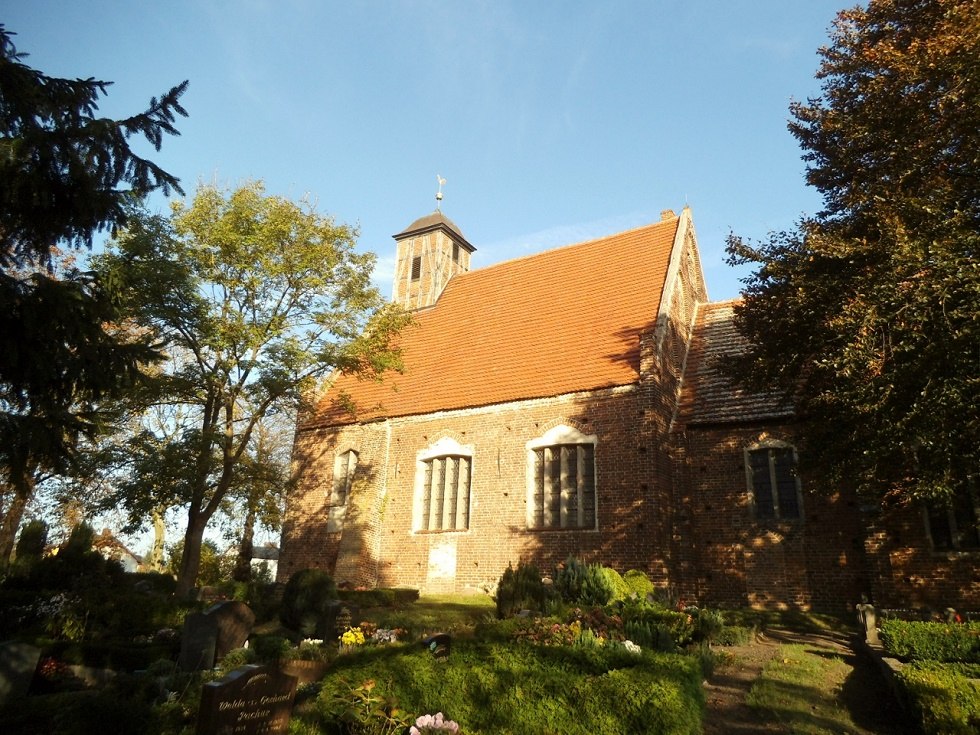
[457,214,682,277]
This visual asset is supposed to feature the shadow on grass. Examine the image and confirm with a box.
[838,647,916,735]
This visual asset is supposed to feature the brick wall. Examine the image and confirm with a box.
[673,424,868,613]
[863,502,980,609]
[280,387,675,593]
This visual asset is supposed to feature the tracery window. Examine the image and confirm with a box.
[745,444,802,521]
[527,424,597,530]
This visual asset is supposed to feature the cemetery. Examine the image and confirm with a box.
[2,3,979,733]
[0,528,977,734]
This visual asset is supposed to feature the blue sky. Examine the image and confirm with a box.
[5,0,847,301]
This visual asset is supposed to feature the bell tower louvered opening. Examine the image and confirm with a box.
[392,211,476,310]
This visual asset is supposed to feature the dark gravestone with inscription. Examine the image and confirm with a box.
[197,664,296,735]
[209,601,255,661]
[180,611,219,671]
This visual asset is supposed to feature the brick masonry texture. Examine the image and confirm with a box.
[278,209,979,613]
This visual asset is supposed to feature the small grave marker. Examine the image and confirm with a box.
[855,602,880,647]
[197,664,296,735]
[422,633,451,660]
[209,600,255,661]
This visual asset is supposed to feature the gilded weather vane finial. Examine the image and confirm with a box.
[436,174,446,210]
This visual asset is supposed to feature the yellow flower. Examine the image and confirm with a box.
[340,626,366,646]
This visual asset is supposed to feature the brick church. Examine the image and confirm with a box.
[278,206,979,612]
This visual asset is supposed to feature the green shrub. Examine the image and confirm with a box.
[554,556,588,603]
[495,560,547,618]
[622,600,694,649]
[713,625,755,646]
[579,564,614,607]
[896,661,980,735]
[279,568,339,637]
[42,689,156,735]
[216,579,279,623]
[623,569,655,600]
[599,567,631,603]
[250,634,292,662]
[691,607,725,643]
[42,640,179,670]
[218,646,256,673]
[125,571,177,595]
[337,587,420,608]
[881,620,980,663]
[12,519,48,573]
[553,557,614,607]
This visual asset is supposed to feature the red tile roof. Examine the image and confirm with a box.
[305,216,680,427]
[674,300,793,428]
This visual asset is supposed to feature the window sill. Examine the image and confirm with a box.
[414,528,470,535]
[527,526,599,533]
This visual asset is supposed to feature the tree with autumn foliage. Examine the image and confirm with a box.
[0,26,187,570]
[726,0,980,509]
[96,182,410,597]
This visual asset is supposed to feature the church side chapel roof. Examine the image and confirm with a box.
[305,215,681,427]
[675,300,794,428]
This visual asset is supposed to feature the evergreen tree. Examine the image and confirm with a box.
[726,0,980,504]
[0,26,187,569]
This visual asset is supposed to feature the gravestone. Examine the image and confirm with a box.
[855,603,880,646]
[311,599,343,640]
[179,611,219,671]
[197,664,296,735]
[179,601,256,671]
[209,601,256,661]
[0,641,41,707]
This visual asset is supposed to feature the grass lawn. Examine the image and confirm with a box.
[286,594,705,734]
[746,642,867,735]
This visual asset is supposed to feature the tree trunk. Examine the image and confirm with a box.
[148,509,166,571]
[175,507,207,598]
[233,501,256,583]
[0,471,37,573]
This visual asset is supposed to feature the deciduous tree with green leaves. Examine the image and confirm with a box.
[726,0,980,507]
[97,181,410,596]
[0,25,187,570]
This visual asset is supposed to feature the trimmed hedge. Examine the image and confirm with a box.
[305,639,704,734]
[896,661,980,735]
[881,620,980,663]
[337,587,420,608]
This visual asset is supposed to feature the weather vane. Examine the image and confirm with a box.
[436,174,446,210]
